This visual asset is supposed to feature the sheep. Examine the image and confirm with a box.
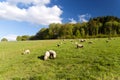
[77,44,83,48]
[22,49,30,55]
[80,39,86,42]
[44,51,50,60]
[44,50,56,60]
[49,50,56,59]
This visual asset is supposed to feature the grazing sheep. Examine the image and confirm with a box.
[22,49,30,55]
[80,39,86,42]
[77,44,83,48]
[44,50,56,60]
[49,50,56,59]
[44,51,50,60]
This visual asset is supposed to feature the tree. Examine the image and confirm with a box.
[105,21,113,38]
[80,28,85,38]
[1,38,8,42]
[72,23,81,36]
[16,36,22,41]
[49,23,62,39]
[117,23,120,34]
[75,30,81,38]
[28,16,120,40]
[105,21,119,36]
[112,21,119,35]
[21,35,30,41]
[59,23,74,38]
[35,28,49,40]
[81,22,88,37]
[16,35,30,41]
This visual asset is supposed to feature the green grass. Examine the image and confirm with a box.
[0,38,120,80]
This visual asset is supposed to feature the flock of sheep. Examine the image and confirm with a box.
[22,49,56,60]
[22,38,111,61]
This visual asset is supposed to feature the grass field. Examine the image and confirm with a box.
[0,38,120,80]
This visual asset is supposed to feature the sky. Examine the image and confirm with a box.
[0,0,120,41]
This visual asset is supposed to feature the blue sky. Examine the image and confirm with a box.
[0,0,120,41]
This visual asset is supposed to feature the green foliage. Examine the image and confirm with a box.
[1,38,8,42]
[16,35,30,41]
[29,16,120,40]
[75,30,81,38]
[35,28,49,40]
[49,23,61,39]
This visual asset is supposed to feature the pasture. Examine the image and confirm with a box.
[0,38,120,80]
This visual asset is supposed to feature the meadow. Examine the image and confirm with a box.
[0,38,120,80]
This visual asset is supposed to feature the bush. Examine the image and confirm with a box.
[1,38,8,42]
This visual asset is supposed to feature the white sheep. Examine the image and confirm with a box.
[77,44,83,48]
[49,50,56,59]
[44,51,50,60]
[80,39,86,42]
[44,50,56,60]
[22,49,30,55]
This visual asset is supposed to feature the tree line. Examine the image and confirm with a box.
[17,16,120,41]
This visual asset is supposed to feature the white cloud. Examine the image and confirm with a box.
[69,18,77,24]
[79,14,91,23]
[7,0,50,6]
[0,0,62,25]
[1,34,17,41]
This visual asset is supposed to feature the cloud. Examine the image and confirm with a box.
[69,18,77,24]
[1,34,17,41]
[0,0,62,25]
[7,0,50,5]
[79,14,91,23]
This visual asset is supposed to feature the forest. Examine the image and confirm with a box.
[17,16,120,41]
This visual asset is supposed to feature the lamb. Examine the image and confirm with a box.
[22,49,30,55]
[44,50,56,60]
[77,44,83,48]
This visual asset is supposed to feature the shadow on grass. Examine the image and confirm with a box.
[37,55,44,60]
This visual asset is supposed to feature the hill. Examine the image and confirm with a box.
[0,38,120,80]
